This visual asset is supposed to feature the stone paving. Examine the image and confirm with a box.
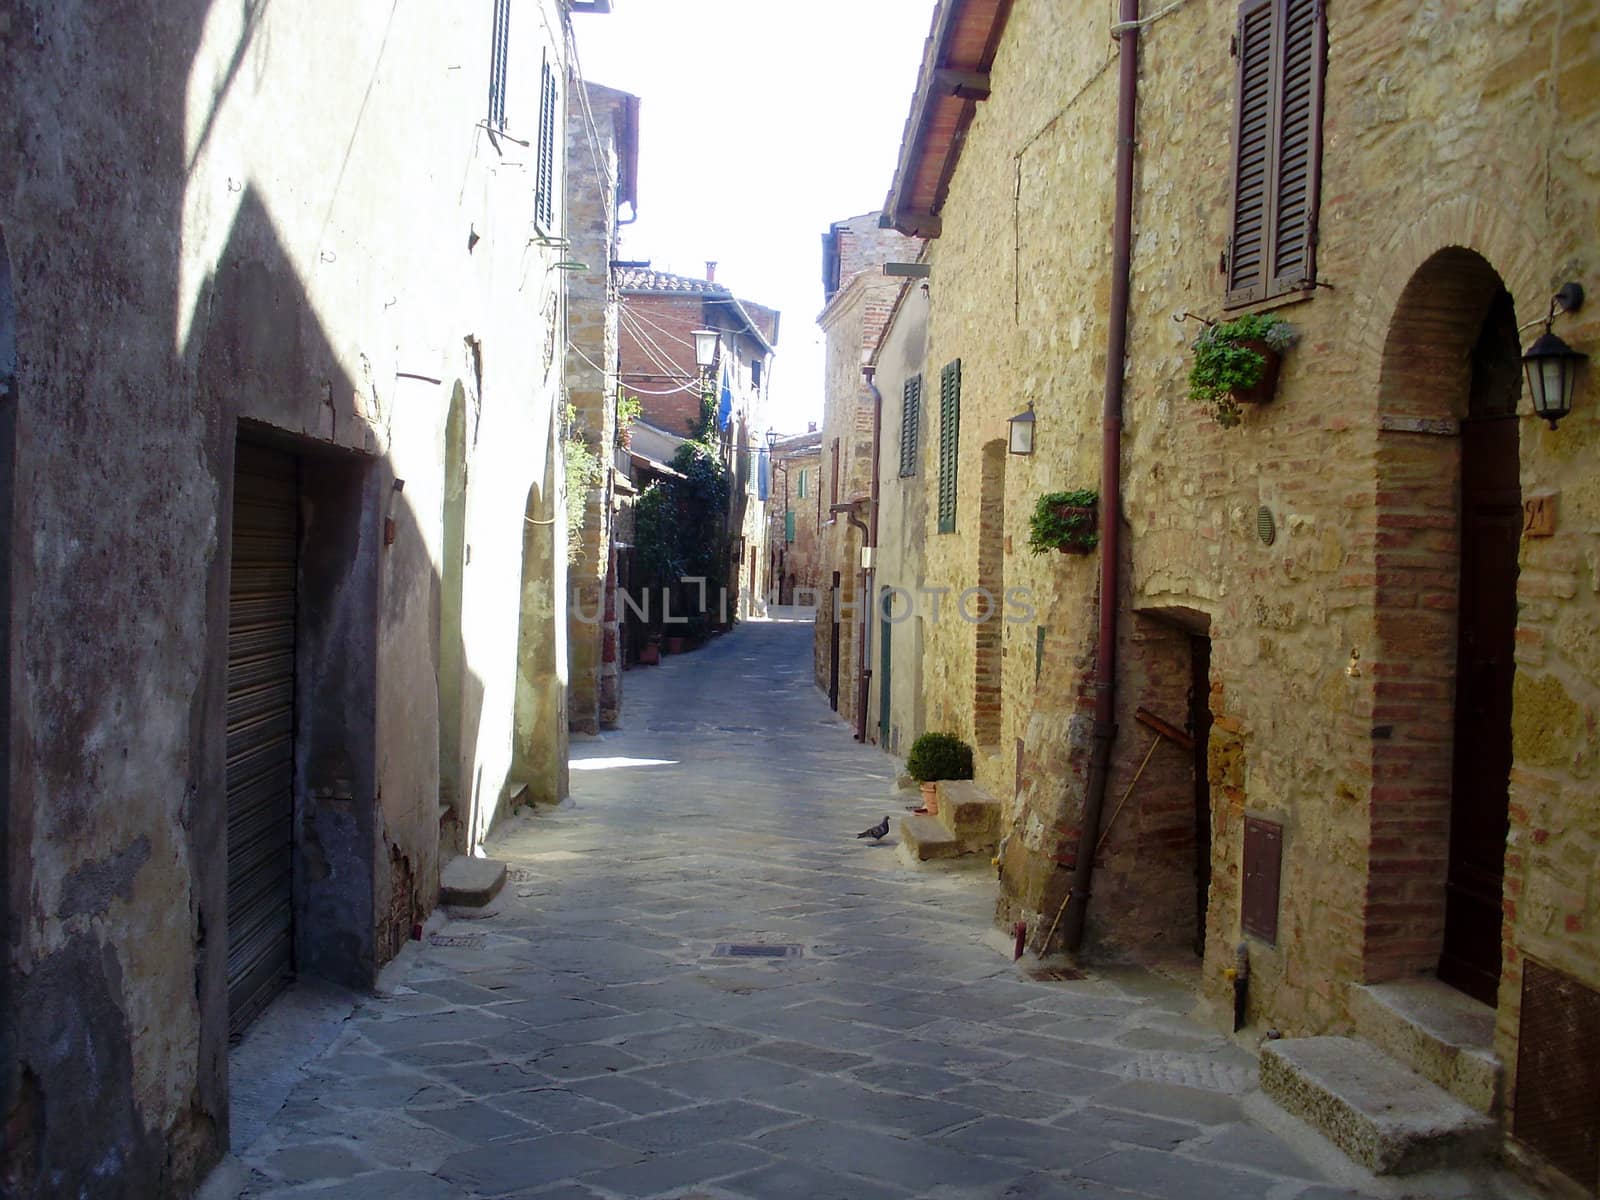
[231,615,1397,1200]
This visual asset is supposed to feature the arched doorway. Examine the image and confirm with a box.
[1370,248,1521,1005]
[973,440,1006,748]
[510,438,566,816]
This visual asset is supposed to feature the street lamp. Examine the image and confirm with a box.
[765,427,778,450]
[1521,283,1586,431]
[1007,403,1036,455]
[691,329,719,370]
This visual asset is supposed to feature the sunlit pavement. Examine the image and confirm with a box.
[230,617,1391,1200]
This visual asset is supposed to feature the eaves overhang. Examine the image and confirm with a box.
[883,0,1014,239]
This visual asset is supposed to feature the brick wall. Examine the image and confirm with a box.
[617,294,705,438]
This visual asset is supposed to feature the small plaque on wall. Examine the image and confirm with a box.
[1522,494,1556,538]
[1242,817,1284,945]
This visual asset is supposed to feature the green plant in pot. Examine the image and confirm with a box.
[1187,312,1297,428]
[1028,489,1099,556]
[905,731,974,816]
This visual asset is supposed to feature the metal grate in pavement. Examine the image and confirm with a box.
[711,943,803,959]
[429,934,487,949]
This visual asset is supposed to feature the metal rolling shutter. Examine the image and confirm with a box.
[226,444,299,1036]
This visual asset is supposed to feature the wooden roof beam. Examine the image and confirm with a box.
[932,68,991,100]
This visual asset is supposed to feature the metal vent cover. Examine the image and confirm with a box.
[1257,505,1276,545]
[1514,958,1600,1191]
[711,943,803,959]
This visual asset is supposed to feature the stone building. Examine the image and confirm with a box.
[565,82,639,735]
[765,429,826,605]
[0,1,600,1193]
[813,213,923,728]
[616,265,780,622]
[864,275,932,755]
[878,0,1600,1184]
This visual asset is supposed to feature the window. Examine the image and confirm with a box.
[797,468,808,499]
[830,437,840,507]
[535,53,560,232]
[751,359,762,388]
[937,360,960,534]
[1224,0,1326,307]
[899,374,922,478]
[488,0,511,130]
[785,511,796,544]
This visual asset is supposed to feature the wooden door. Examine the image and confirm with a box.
[879,592,893,746]
[1440,289,1520,1005]
[1190,635,1214,957]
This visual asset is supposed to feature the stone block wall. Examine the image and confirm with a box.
[904,0,1600,1098]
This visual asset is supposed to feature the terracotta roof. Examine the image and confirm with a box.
[772,431,823,453]
[884,0,1015,238]
[615,267,730,295]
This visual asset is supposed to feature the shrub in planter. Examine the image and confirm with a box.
[1187,312,1297,428]
[1028,489,1099,556]
[906,732,974,783]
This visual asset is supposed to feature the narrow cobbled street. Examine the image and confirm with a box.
[232,618,1370,1200]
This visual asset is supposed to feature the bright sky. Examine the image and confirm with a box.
[574,0,933,435]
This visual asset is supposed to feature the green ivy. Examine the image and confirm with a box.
[1027,489,1099,555]
[563,405,604,565]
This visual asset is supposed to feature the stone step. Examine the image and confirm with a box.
[1348,978,1500,1114]
[934,779,1002,848]
[439,856,507,907]
[1261,1036,1498,1175]
[898,814,961,861]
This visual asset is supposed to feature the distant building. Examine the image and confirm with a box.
[765,430,825,606]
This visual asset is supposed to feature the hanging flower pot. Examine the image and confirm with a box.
[1027,490,1099,556]
[1187,313,1297,428]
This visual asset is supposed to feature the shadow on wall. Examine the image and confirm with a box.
[0,222,16,1195]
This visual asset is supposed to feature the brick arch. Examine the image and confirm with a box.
[1363,244,1520,984]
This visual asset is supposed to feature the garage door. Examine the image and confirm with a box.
[226,443,299,1036]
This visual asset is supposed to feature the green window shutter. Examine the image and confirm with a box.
[938,360,961,534]
[535,54,559,232]
[797,469,807,499]
[785,511,796,543]
[899,375,922,477]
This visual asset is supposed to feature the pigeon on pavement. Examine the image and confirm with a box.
[856,816,891,842]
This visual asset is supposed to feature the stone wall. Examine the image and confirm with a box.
[905,0,1600,1110]
[0,1,575,1193]
[566,82,631,735]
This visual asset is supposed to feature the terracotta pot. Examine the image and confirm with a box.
[1049,504,1097,556]
[664,635,686,655]
[920,781,939,816]
[637,643,660,666]
[1229,339,1282,405]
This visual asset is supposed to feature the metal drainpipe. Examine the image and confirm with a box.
[853,366,884,743]
[1062,0,1139,954]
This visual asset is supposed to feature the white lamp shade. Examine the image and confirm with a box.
[691,329,719,369]
[1522,330,1585,429]
[1007,405,1036,455]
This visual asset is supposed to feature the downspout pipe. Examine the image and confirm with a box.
[855,366,884,742]
[1062,0,1139,953]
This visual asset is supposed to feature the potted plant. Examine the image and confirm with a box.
[1028,489,1099,556]
[637,631,661,666]
[1187,312,1297,427]
[616,391,642,449]
[905,732,974,817]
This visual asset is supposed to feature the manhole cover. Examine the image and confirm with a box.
[712,943,803,959]
[429,934,487,949]
[1026,966,1087,981]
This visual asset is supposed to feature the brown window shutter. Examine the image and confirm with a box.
[1225,0,1277,307]
[830,437,840,506]
[1269,0,1325,292]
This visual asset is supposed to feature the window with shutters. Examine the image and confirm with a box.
[487,0,511,130]
[937,360,960,534]
[785,511,796,544]
[535,53,560,233]
[797,468,807,499]
[1224,0,1326,308]
[830,438,840,508]
[899,374,922,478]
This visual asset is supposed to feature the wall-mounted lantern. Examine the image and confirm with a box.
[1522,283,1586,430]
[691,328,719,370]
[1007,403,1036,455]
[765,427,779,450]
